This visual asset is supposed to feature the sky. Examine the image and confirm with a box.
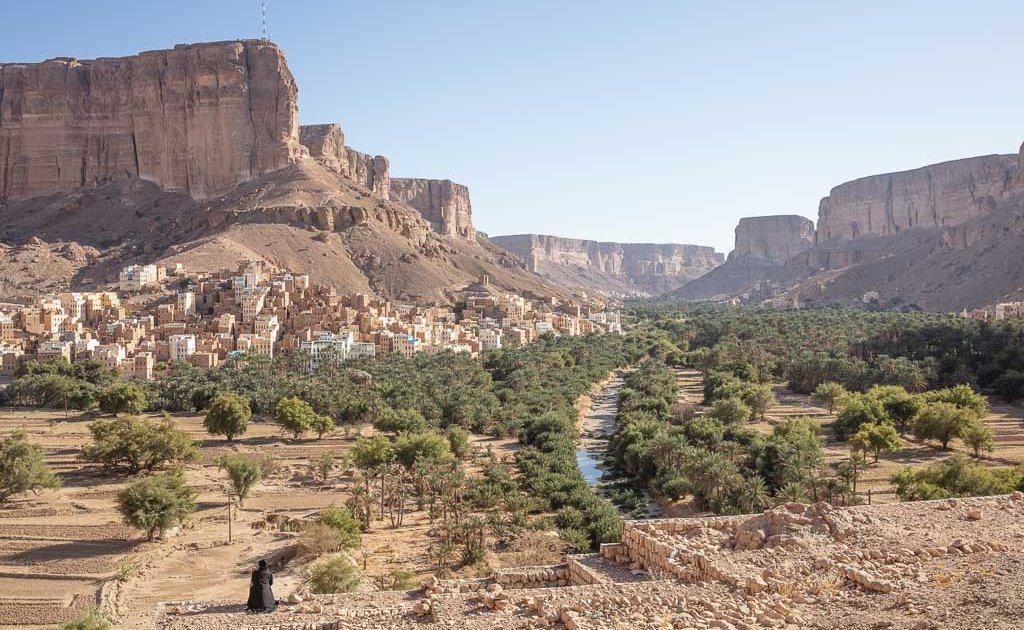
[4,0,1023,253]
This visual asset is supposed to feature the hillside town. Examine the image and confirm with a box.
[0,261,621,382]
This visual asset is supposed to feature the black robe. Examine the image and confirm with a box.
[246,568,276,612]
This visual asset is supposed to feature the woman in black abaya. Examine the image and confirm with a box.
[246,559,276,612]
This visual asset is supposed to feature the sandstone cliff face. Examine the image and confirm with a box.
[390,178,475,241]
[0,40,301,201]
[816,154,1018,243]
[491,234,723,295]
[299,124,390,199]
[731,215,815,262]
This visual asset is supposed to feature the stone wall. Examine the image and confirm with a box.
[0,40,302,200]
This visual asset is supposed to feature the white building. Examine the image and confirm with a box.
[119,265,159,292]
[995,302,1024,320]
[168,334,197,363]
[478,328,502,352]
[300,331,355,369]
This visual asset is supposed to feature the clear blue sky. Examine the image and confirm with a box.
[4,0,1023,253]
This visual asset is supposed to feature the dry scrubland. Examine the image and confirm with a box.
[0,409,522,629]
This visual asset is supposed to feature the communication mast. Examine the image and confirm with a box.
[259,0,269,42]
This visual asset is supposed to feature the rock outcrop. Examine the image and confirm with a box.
[816,154,1019,243]
[731,215,816,262]
[299,124,390,199]
[0,40,302,200]
[390,178,476,241]
[491,234,723,296]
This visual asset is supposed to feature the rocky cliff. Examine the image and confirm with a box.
[390,178,476,241]
[0,40,302,201]
[816,154,1019,243]
[299,124,390,199]
[491,234,723,296]
[731,215,816,262]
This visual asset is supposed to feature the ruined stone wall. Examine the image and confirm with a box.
[0,40,302,200]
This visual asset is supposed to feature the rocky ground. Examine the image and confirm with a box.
[158,494,1024,629]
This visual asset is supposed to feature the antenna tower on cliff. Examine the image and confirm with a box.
[260,0,269,41]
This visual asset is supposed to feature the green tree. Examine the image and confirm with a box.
[0,430,60,503]
[310,413,336,439]
[913,402,977,450]
[319,504,362,549]
[275,396,318,438]
[308,556,360,594]
[116,469,197,541]
[833,394,887,440]
[394,431,452,470]
[98,382,149,416]
[373,408,427,434]
[743,384,776,422]
[203,393,251,442]
[707,397,751,425]
[867,385,922,434]
[82,416,199,474]
[849,422,901,462]
[218,454,261,505]
[962,421,994,458]
[924,384,988,419]
[992,370,1024,404]
[812,382,847,414]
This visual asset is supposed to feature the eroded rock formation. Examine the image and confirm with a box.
[299,124,390,199]
[390,178,476,241]
[731,215,816,262]
[491,234,723,295]
[0,40,302,200]
[816,154,1019,243]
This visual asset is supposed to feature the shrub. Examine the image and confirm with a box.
[203,393,251,442]
[446,426,472,459]
[218,454,262,505]
[82,416,199,474]
[58,609,110,630]
[319,505,362,549]
[387,567,418,590]
[992,370,1024,403]
[299,523,349,556]
[659,476,690,501]
[558,527,591,553]
[116,469,197,541]
[892,454,1021,501]
[275,396,319,438]
[313,451,334,482]
[308,556,360,594]
[0,430,60,504]
[98,383,149,416]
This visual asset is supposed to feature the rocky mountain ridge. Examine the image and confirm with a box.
[491,234,724,296]
[675,140,1024,310]
[0,41,557,303]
